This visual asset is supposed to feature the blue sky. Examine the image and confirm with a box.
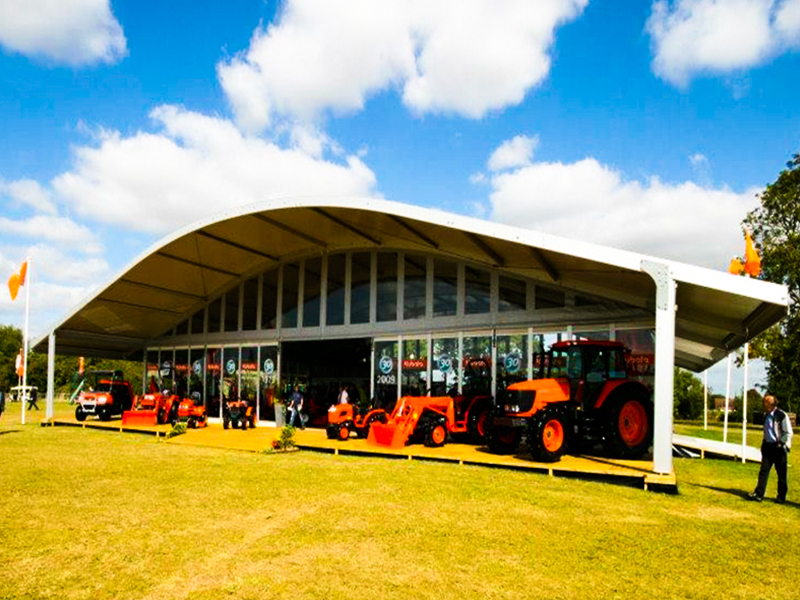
[2,0,799,393]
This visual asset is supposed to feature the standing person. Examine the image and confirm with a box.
[27,387,39,411]
[338,384,349,405]
[749,394,793,503]
[0,389,5,420]
[288,385,305,430]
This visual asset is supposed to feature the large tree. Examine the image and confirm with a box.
[744,153,800,413]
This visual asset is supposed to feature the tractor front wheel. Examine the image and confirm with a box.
[424,423,447,447]
[486,421,522,455]
[602,393,653,459]
[157,408,167,425]
[338,423,351,441]
[528,407,570,463]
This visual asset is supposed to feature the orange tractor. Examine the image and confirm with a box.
[367,394,492,449]
[223,397,256,430]
[486,340,653,462]
[123,386,182,426]
[326,403,388,440]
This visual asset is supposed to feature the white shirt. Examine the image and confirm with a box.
[338,389,349,404]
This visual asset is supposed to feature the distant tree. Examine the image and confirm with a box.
[744,153,800,414]
[673,367,705,420]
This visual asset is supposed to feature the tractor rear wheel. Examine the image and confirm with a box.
[157,408,167,425]
[467,401,491,444]
[528,406,570,463]
[486,421,522,455]
[326,424,338,439]
[602,392,653,459]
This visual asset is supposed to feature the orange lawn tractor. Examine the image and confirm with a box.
[223,398,255,430]
[486,340,653,462]
[75,370,136,422]
[177,392,208,428]
[367,393,493,449]
[326,403,387,441]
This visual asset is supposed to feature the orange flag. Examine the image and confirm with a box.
[743,230,761,277]
[15,351,24,378]
[7,260,28,301]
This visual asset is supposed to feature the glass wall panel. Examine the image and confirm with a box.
[403,254,426,320]
[303,258,322,328]
[207,298,222,333]
[174,348,189,398]
[224,286,240,332]
[499,276,526,312]
[616,328,655,387]
[282,263,300,328]
[205,347,222,418]
[222,347,240,405]
[189,348,204,404]
[259,345,279,421]
[240,346,259,415]
[261,269,278,330]
[242,277,259,331]
[465,267,491,315]
[190,308,204,335]
[433,259,457,317]
[326,254,346,326]
[575,329,610,341]
[145,350,160,394]
[176,319,189,336]
[535,285,565,309]
[431,337,458,396]
[401,338,428,396]
[374,340,398,410]
[462,335,492,396]
[376,252,398,322]
[159,350,175,393]
[496,334,529,399]
[350,252,371,325]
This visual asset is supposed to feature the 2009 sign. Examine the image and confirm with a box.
[376,375,396,385]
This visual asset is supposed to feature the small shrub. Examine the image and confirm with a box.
[165,422,187,439]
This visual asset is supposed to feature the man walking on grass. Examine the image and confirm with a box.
[749,394,793,504]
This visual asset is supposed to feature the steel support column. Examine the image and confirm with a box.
[46,331,55,420]
[641,260,676,475]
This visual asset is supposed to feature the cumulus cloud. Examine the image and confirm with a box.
[0,216,104,254]
[52,105,379,234]
[646,0,800,87]
[218,0,588,132]
[487,152,759,268]
[0,0,127,66]
[1,179,57,214]
[488,135,539,172]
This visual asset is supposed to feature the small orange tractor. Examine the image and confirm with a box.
[326,403,387,440]
[177,392,208,428]
[367,394,492,449]
[486,340,653,462]
[75,370,136,422]
[123,388,181,426]
[223,398,255,430]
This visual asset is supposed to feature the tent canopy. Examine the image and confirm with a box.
[33,197,788,371]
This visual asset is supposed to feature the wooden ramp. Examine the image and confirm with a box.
[47,419,676,492]
[672,433,762,462]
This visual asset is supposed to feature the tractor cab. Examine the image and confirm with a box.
[548,341,630,412]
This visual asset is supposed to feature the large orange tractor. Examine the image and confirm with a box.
[367,394,492,449]
[326,403,387,440]
[486,340,653,462]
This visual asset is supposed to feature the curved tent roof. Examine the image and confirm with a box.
[33,197,788,371]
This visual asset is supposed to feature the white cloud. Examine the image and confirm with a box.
[217,0,588,132]
[488,135,539,172]
[1,179,57,214]
[0,216,104,254]
[646,0,800,87]
[52,105,379,234]
[0,0,127,66]
[488,156,759,268]
[689,152,708,167]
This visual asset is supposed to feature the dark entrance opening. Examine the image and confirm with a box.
[281,338,371,428]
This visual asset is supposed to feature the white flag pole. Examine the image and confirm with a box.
[21,258,31,426]
[742,342,749,463]
[723,353,731,443]
[703,369,708,431]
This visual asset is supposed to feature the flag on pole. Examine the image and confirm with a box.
[15,350,24,378]
[743,230,761,277]
[8,260,28,301]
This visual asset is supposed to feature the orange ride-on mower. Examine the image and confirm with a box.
[177,393,208,428]
[326,403,387,441]
[223,398,255,430]
[486,340,653,463]
[75,370,136,422]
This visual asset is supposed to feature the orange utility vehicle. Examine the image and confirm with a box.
[367,394,492,449]
[486,340,653,462]
[75,371,136,422]
[326,403,387,440]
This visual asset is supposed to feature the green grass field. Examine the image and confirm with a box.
[1,405,798,600]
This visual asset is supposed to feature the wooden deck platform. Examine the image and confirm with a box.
[46,419,677,492]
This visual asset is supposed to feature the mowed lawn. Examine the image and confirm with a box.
[1,407,799,600]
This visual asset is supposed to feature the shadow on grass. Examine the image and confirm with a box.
[0,429,22,436]
[687,482,800,507]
